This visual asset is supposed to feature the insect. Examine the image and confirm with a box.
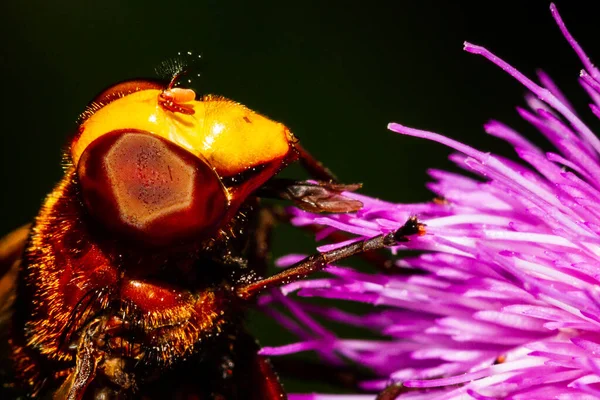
[0,72,423,399]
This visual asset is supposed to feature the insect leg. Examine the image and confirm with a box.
[0,225,29,323]
[258,179,363,213]
[376,384,408,400]
[251,355,287,400]
[237,332,287,400]
[251,204,407,275]
[300,223,419,275]
[209,332,287,400]
[247,206,279,277]
[236,217,424,300]
[53,319,105,400]
[0,224,29,277]
[293,143,339,182]
[0,225,30,389]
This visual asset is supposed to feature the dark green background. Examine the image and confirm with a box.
[1,0,598,393]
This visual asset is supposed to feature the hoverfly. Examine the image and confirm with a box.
[0,71,423,399]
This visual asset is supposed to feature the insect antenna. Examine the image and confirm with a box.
[155,51,202,90]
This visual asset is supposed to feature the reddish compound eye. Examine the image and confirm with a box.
[77,130,229,246]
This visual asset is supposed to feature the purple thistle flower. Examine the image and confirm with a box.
[260,4,600,399]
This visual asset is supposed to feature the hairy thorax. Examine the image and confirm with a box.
[10,171,252,397]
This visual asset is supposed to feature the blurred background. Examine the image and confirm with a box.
[1,0,599,394]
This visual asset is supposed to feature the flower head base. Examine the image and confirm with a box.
[260,4,600,399]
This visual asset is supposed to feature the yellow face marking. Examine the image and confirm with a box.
[73,90,294,176]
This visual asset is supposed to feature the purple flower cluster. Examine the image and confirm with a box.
[260,4,600,399]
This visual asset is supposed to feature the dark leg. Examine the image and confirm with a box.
[54,319,104,400]
[304,225,419,275]
[236,217,424,300]
[236,331,288,400]
[376,384,409,400]
[0,224,29,277]
[258,179,363,214]
[255,206,416,276]
[247,206,280,278]
[252,355,287,400]
[294,143,338,182]
[213,332,287,400]
[133,331,286,400]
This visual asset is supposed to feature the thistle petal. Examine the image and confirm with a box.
[263,4,600,399]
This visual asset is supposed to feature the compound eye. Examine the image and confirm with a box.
[77,130,228,246]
